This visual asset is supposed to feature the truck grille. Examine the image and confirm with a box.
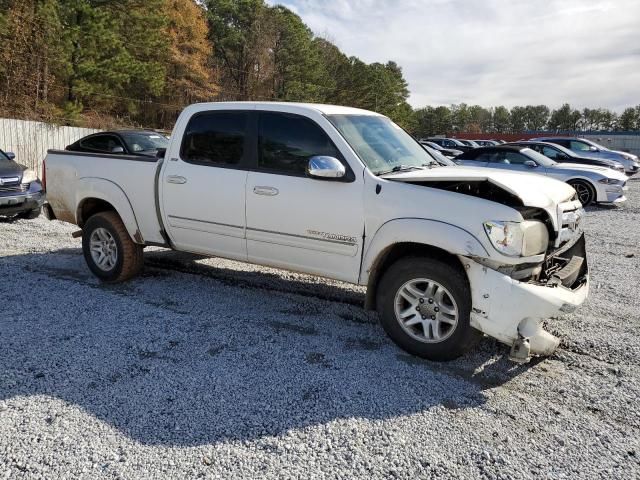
[0,183,28,194]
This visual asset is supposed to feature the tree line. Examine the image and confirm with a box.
[1,0,638,135]
[413,103,640,137]
[0,0,412,129]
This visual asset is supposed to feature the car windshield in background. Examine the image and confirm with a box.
[327,114,437,174]
[422,145,456,166]
[0,150,10,162]
[121,133,169,153]
[521,148,556,167]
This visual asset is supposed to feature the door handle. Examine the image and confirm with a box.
[167,175,187,185]
[253,186,279,196]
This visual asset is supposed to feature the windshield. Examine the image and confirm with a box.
[521,148,556,167]
[121,132,169,153]
[582,138,608,150]
[0,149,10,163]
[327,114,437,174]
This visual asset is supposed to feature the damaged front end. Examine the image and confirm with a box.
[462,199,589,363]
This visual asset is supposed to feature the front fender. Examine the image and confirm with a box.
[359,218,488,285]
[75,177,143,244]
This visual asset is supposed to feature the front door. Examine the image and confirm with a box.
[245,111,364,283]
[161,110,251,260]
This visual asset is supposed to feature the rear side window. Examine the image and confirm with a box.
[570,140,590,152]
[81,135,124,153]
[258,112,340,175]
[181,111,248,166]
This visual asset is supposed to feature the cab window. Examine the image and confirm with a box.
[181,111,248,166]
[258,112,340,175]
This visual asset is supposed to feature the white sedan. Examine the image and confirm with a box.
[455,145,628,206]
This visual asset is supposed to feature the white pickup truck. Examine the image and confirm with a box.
[44,102,589,362]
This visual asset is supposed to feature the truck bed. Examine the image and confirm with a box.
[45,150,164,245]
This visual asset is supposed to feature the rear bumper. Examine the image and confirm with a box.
[462,234,589,359]
[0,190,45,216]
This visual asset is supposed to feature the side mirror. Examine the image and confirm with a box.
[524,160,537,168]
[111,146,125,154]
[5,152,15,160]
[307,156,346,180]
[589,146,598,152]
[156,148,167,159]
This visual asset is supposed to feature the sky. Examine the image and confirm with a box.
[265,0,640,111]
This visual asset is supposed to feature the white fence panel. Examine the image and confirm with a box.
[0,118,99,174]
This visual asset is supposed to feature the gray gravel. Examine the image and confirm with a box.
[1,179,639,479]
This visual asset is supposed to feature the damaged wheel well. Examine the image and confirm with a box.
[364,242,467,311]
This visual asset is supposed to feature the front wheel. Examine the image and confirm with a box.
[376,257,481,361]
[567,179,596,206]
[82,211,143,283]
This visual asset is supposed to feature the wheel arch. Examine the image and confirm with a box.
[361,219,487,311]
[566,177,598,204]
[75,178,144,244]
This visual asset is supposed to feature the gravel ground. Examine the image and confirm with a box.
[1,179,639,479]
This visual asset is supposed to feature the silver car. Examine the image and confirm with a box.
[533,137,640,176]
[455,145,628,206]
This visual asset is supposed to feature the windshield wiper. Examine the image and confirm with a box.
[375,164,428,176]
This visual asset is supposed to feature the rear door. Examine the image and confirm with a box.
[245,111,364,283]
[160,110,251,260]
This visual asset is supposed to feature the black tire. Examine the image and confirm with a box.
[82,211,144,283]
[376,257,481,361]
[567,179,596,207]
[18,207,41,220]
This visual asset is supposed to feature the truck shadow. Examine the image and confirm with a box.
[0,247,538,447]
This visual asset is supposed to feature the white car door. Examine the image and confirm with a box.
[160,110,251,260]
[245,111,364,283]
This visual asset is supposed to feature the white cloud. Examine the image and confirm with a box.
[266,0,640,111]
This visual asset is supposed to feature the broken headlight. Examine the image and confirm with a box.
[483,220,549,257]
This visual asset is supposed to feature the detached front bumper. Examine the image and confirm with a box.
[462,234,589,361]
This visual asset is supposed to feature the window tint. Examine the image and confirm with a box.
[542,146,563,159]
[487,151,529,165]
[181,112,248,165]
[259,112,339,175]
[81,135,124,153]
[570,140,590,151]
[473,152,500,163]
[552,139,570,148]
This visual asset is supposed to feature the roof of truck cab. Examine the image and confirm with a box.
[186,102,383,116]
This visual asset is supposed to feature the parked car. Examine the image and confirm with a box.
[474,140,500,147]
[44,102,589,363]
[426,137,473,152]
[458,139,481,148]
[420,144,458,166]
[533,137,640,176]
[66,130,169,157]
[0,149,45,219]
[506,141,626,173]
[419,140,463,158]
[456,145,628,206]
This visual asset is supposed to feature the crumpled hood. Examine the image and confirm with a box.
[385,166,576,209]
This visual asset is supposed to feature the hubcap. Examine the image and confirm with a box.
[89,228,118,271]
[394,279,459,343]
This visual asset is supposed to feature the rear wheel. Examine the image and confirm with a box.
[567,179,596,206]
[82,211,143,283]
[376,257,481,361]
